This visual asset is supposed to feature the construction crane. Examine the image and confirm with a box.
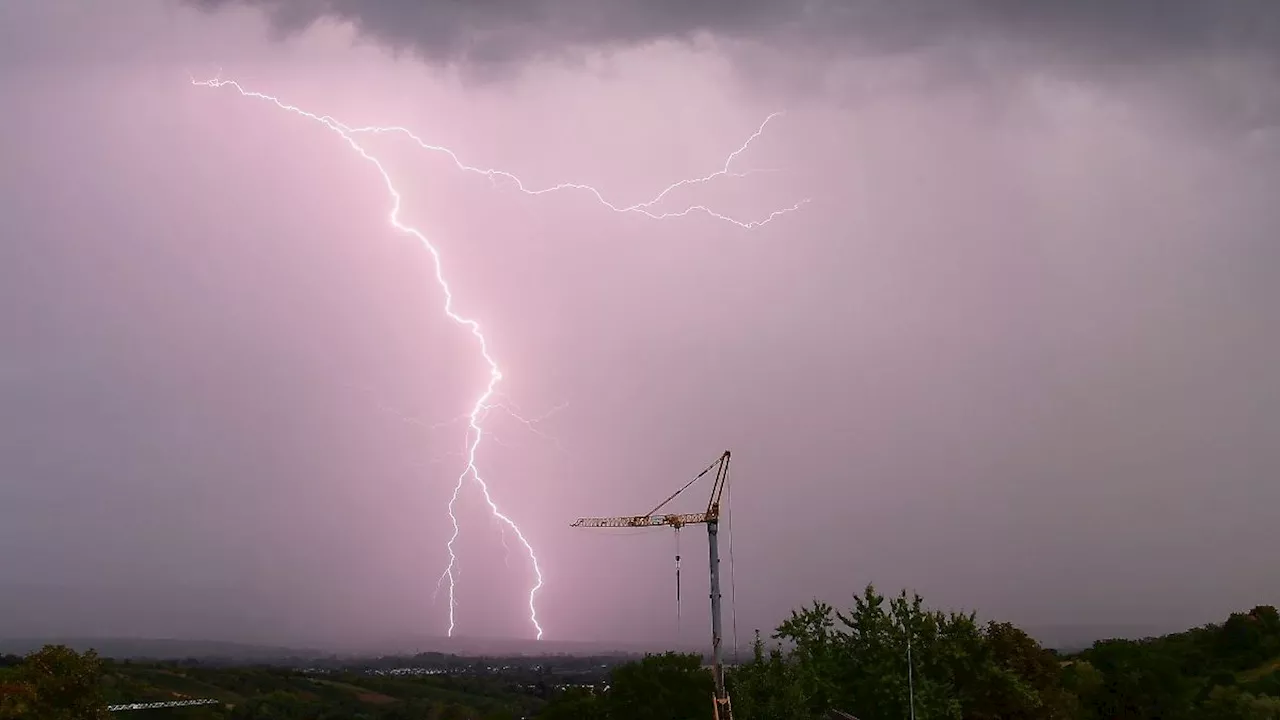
[571,450,735,720]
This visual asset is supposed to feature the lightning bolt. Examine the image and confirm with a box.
[349,383,567,452]
[193,75,807,640]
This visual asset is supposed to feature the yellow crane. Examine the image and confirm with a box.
[571,450,735,720]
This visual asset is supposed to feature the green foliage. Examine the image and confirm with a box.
[3,598,1277,719]
[607,652,713,720]
[1063,605,1280,720]
[3,647,543,719]
[732,585,1072,720]
[539,651,712,720]
[0,645,110,720]
[538,687,606,720]
[727,587,1280,720]
[1202,685,1280,720]
[729,630,818,720]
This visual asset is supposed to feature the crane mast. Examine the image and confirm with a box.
[571,450,734,720]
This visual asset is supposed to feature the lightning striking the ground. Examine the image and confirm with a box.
[194,75,808,640]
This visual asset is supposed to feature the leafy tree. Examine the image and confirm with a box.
[539,652,711,720]
[606,652,713,720]
[1075,639,1195,720]
[538,687,605,720]
[769,587,966,719]
[1203,685,1280,720]
[732,585,1082,720]
[1061,659,1103,718]
[0,645,109,720]
[775,600,844,715]
[972,621,1073,719]
[0,678,36,719]
[729,630,818,720]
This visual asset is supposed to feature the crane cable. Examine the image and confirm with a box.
[727,470,739,664]
[646,455,724,517]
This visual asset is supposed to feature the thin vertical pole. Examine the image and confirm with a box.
[907,631,916,720]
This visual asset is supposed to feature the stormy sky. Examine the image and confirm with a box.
[1,0,1277,649]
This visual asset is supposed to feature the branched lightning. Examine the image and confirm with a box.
[338,114,808,227]
[352,383,567,450]
[193,75,807,640]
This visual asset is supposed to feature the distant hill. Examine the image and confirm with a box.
[0,637,325,661]
[0,634,696,662]
[0,627,1168,661]
[359,633,705,658]
[1027,623,1176,651]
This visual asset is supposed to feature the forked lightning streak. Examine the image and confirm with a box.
[194,76,808,640]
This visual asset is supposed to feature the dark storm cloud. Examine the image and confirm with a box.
[188,0,1280,67]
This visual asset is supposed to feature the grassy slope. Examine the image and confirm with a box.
[1240,657,1280,683]
[101,662,545,716]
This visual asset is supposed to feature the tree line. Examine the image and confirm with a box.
[542,585,1280,719]
[3,584,1278,718]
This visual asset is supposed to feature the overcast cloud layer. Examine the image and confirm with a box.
[189,0,1280,65]
[0,0,1277,649]
[190,0,1280,132]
